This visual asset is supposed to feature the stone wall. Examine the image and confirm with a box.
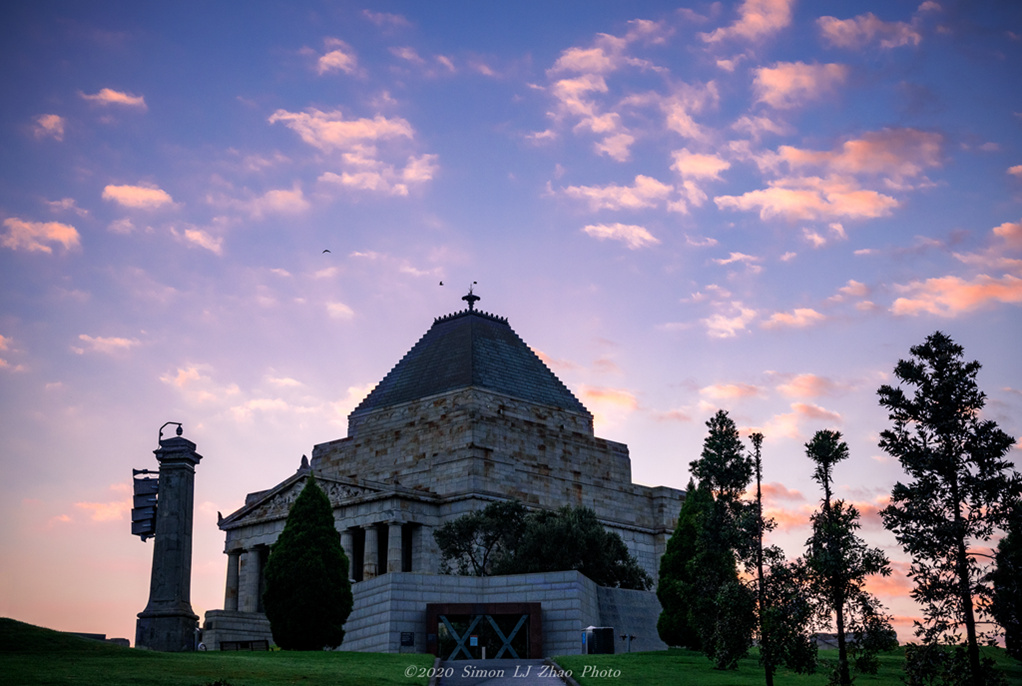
[202,570,668,657]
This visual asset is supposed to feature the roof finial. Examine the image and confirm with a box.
[462,282,479,311]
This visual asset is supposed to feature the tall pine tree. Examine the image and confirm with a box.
[262,475,353,650]
[878,332,1019,685]
[804,430,896,686]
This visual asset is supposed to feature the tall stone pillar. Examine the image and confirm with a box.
[135,431,202,651]
[363,525,378,580]
[239,548,262,613]
[223,550,241,612]
[340,530,354,580]
[387,522,403,573]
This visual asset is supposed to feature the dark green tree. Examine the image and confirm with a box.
[878,332,1020,685]
[433,500,528,576]
[434,500,650,589]
[501,505,651,589]
[688,410,757,669]
[988,513,1022,660]
[804,430,897,685]
[760,548,819,676]
[262,475,353,650]
[657,479,713,648]
[751,433,818,682]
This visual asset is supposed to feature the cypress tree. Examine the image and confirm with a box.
[657,479,712,648]
[262,475,353,650]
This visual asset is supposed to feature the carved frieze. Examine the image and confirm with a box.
[245,478,373,522]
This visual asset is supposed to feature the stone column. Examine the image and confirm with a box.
[387,522,403,573]
[224,550,241,612]
[340,530,353,580]
[363,525,378,580]
[135,433,202,652]
[239,548,262,613]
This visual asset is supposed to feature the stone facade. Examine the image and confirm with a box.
[205,304,685,655]
[203,570,667,656]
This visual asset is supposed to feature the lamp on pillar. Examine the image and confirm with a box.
[134,422,202,651]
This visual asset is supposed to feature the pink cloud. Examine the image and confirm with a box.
[699,383,764,399]
[560,175,673,211]
[80,88,147,109]
[75,484,132,522]
[33,114,65,141]
[181,228,223,255]
[753,61,849,109]
[993,219,1022,249]
[671,149,730,179]
[579,385,639,430]
[582,223,660,249]
[777,373,840,398]
[762,307,826,329]
[361,10,412,29]
[764,402,843,439]
[71,334,140,355]
[319,154,438,196]
[579,385,638,409]
[761,482,806,502]
[701,302,758,339]
[818,13,922,50]
[892,274,1022,316]
[714,175,899,221]
[102,183,174,209]
[317,38,358,75]
[778,128,942,180]
[1,217,81,253]
[701,0,795,43]
[764,504,815,531]
[712,251,761,267]
[1009,165,1022,178]
[213,184,311,217]
[268,108,414,151]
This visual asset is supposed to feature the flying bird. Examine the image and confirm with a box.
[322,249,331,254]
[439,281,444,286]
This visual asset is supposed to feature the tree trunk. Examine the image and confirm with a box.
[755,448,773,686]
[948,463,982,686]
[954,506,982,684]
[835,586,850,686]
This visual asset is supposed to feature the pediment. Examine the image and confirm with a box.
[220,472,379,529]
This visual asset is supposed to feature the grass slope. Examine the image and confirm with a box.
[555,646,1022,686]
[1,618,435,686]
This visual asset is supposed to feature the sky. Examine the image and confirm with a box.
[1,0,1020,647]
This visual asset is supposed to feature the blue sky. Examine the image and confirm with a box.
[1,0,1020,644]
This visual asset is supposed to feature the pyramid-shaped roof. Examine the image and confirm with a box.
[350,306,590,418]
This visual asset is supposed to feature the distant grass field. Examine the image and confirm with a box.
[555,645,1022,686]
[4,618,1020,685]
[0,618,435,686]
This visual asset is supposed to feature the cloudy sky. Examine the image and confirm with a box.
[2,0,1020,645]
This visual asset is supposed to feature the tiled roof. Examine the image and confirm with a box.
[350,308,591,418]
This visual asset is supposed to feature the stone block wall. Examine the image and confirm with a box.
[201,571,668,657]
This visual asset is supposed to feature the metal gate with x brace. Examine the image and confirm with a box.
[426,602,543,659]
[439,613,529,659]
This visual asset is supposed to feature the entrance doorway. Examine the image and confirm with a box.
[426,602,542,659]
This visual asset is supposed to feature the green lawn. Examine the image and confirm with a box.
[555,646,1022,686]
[0,618,435,686]
[5,618,1021,686]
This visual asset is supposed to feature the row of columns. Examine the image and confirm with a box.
[341,522,413,582]
[223,547,266,613]
[223,522,420,613]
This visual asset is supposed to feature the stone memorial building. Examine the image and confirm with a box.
[203,293,685,656]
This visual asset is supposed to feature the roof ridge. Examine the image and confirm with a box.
[433,309,508,325]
